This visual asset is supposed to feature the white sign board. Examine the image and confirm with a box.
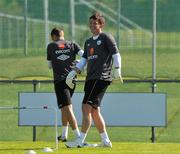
[19,92,166,127]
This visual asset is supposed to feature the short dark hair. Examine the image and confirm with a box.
[51,27,63,37]
[89,12,105,25]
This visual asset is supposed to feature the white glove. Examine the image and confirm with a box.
[114,68,123,83]
[66,70,77,89]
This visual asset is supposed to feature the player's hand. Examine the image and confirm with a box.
[66,70,77,89]
[114,68,123,83]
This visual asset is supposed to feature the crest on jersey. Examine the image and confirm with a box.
[89,47,94,55]
[57,54,70,61]
[97,40,101,45]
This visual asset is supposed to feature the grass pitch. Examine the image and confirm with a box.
[0,141,180,154]
[0,51,180,154]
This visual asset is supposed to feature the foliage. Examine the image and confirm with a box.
[0,0,180,31]
[0,0,24,15]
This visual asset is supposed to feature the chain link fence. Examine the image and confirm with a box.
[0,0,180,80]
[0,0,180,144]
[0,0,179,55]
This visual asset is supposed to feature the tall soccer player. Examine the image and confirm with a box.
[47,27,83,142]
[65,12,123,148]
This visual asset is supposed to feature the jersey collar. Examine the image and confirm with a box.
[93,34,100,40]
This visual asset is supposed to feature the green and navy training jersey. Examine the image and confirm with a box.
[83,33,119,81]
[47,40,81,83]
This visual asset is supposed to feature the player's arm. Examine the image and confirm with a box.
[77,49,84,57]
[73,41,84,57]
[46,44,52,69]
[47,60,52,69]
[105,34,123,83]
[75,57,87,72]
[70,42,87,73]
[66,42,88,89]
[112,52,121,69]
[112,53,123,83]
[66,57,87,89]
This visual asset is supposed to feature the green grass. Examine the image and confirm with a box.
[0,51,180,79]
[0,55,51,79]
[1,1,180,152]
[0,83,180,142]
[0,141,180,154]
[0,50,180,153]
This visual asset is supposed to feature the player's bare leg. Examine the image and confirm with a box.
[58,109,69,141]
[81,104,92,133]
[92,107,105,133]
[61,105,80,138]
[92,107,112,147]
[65,104,92,148]
[61,105,77,129]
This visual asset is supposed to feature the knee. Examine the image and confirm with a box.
[82,106,92,121]
[92,108,101,118]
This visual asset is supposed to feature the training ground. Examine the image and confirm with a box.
[1,141,180,154]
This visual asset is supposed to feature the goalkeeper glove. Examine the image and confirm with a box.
[66,70,77,89]
[114,67,123,83]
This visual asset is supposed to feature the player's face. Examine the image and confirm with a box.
[51,35,58,41]
[89,19,102,35]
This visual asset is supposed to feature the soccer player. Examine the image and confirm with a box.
[65,12,122,148]
[47,27,83,142]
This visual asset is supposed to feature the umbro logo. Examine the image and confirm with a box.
[57,54,70,61]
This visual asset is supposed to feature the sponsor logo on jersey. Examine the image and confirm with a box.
[89,47,94,55]
[97,40,101,45]
[88,55,98,60]
[58,43,65,49]
[55,49,70,54]
[57,54,70,61]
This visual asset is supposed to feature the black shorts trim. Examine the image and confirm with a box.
[54,80,75,108]
[82,79,110,109]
